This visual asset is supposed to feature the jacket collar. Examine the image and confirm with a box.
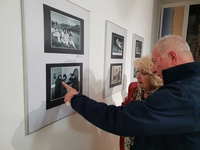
[162,62,200,85]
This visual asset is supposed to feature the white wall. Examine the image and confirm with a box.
[150,0,161,53]
[0,0,160,150]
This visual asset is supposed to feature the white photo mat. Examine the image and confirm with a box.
[22,0,90,135]
[130,34,144,82]
[103,20,127,98]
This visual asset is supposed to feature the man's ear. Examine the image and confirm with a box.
[168,51,178,65]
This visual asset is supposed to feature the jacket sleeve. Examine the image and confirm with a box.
[71,84,195,137]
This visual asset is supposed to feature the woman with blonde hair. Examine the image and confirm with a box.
[120,54,163,150]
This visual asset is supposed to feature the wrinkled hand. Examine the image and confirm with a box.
[62,82,78,105]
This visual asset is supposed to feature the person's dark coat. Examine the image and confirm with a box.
[70,62,200,150]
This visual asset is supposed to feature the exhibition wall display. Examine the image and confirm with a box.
[22,0,90,135]
[104,20,127,98]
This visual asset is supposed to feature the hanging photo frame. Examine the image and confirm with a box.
[43,4,84,54]
[130,34,144,82]
[110,63,123,88]
[22,0,90,135]
[103,20,127,98]
[46,63,83,109]
[135,40,142,58]
[111,33,124,59]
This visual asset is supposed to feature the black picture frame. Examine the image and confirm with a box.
[110,63,123,88]
[135,40,142,58]
[43,4,84,54]
[46,63,83,109]
[111,33,124,59]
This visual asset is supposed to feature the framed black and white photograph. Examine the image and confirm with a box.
[111,32,124,59]
[110,64,122,88]
[46,63,82,109]
[22,0,90,135]
[44,4,84,54]
[135,40,142,58]
[104,21,127,98]
[130,34,144,82]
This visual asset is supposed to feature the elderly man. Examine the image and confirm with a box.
[62,35,200,150]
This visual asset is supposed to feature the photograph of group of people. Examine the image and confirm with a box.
[51,11,81,50]
[51,66,80,101]
[46,63,82,110]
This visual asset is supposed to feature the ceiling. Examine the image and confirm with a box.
[160,0,196,5]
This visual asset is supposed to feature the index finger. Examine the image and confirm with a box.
[62,82,73,91]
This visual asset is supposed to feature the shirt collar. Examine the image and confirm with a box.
[162,62,200,85]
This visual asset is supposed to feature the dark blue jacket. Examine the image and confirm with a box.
[71,62,200,150]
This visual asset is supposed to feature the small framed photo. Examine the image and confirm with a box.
[110,63,123,88]
[46,63,83,109]
[44,4,84,54]
[111,32,124,59]
[130,34,143,82]
[135,40,142,58]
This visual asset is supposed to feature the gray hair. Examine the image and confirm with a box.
[154,35,191,57]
